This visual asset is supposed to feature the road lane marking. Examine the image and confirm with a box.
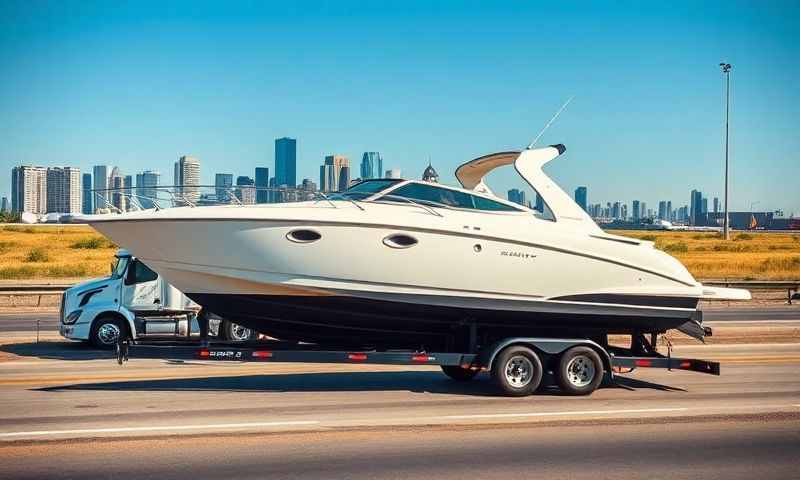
[441,407,689,420]
[0,421,320,438]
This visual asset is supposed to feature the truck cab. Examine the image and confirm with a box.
[60,249,255,348]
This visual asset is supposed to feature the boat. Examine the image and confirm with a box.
[82,144,750,350]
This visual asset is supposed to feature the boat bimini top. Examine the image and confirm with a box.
[455,144,602,234]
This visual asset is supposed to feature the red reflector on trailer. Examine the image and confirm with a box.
[635,359,652,367]
[252,351,273,358]
[348,353,367,361]
[198,349,210,357]
[680,361,691,368]
[411,355,430,362]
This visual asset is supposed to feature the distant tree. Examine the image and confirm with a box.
[0,211,21,223]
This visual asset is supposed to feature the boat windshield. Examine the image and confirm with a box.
[375,182,523,212]
[335,179,403,200]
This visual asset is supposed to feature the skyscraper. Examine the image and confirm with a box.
[658,201,667,221]
[82,173,93,214]
[11,166,47,214]
[339,166,351,191]
[275,137,297,188]
[632,200,640,221]
[534,193,544,213]
[255,167,269,204]
[574,186,587,212]
[135,170,160,209]
[508,189,526,206]
[109,167,125,212]
[713,197,720,214]
[215,173,233,203]
[45,167,81,214]
[123,175,134,209]
[641,202,647,220]
[92,165,110,211]
[690,189,703,226]
[174,156,200,205]
[666,201,672,221]
[320,155,349,192]
[360,152,383,179]
[612,202,621,219]
[0,197,8,213]
[235,176,256,204]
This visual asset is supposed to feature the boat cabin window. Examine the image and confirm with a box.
[380,182,522,212]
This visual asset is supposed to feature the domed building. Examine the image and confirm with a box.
[421,161,439,183]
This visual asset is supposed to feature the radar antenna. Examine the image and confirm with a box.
[526,96,574,150]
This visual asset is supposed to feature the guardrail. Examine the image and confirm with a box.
[701,280,800,304]
[1,280,798,305]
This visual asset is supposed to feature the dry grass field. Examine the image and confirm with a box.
[0,225,117,280]
[616,230,800,280]
[0,225,798,281]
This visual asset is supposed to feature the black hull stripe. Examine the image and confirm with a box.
[551,294,699,309]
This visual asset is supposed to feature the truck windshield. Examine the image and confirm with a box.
[111,256,130,279]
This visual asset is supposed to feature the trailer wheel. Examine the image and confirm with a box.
[221,320,255,342]
[90,316,128,349]
[441,365,479,381]
[557,346,603,395]
[491,346,543,396]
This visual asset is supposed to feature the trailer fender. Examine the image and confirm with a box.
[479,338,612,373]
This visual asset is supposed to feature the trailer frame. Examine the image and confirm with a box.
[115,330,720,396]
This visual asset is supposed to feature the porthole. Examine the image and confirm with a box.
[473,244,482,253]
[286,229,322,243]
[383,233,418,249]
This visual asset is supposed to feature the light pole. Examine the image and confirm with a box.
[720,62,732,239]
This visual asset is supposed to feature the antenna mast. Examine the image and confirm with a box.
[527,96,574,150]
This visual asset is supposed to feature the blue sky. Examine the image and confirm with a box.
[2,1,798,214]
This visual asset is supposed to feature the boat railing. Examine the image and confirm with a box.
[89,185,351,214]
[90,185,444,217]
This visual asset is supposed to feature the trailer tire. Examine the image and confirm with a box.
[90,316,128,349]
[221,320,255,342]
[557,346,603,395]
[441,365,479,381]
[491,345,543,396]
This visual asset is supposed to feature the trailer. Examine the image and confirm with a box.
[115,313,719,396]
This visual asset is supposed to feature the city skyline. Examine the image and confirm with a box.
[1,2,798,214]
[7,147,796,219]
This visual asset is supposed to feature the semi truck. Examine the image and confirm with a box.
[59,249,256,348]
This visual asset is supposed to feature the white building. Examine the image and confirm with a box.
[385,168,402,179]
[174,156,200,205]
[11,166,47,214]
[46,167,81,214]
[110,166,125,212]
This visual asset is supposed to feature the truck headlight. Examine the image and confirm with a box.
[63,310,82,325]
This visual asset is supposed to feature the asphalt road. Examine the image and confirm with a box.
[1,306,798,333]
[2,416,798,480]
[0,337,799,478]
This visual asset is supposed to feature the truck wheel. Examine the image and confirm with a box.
[491,345,543,397]
[557,346,604,395]
[90,316,128,349]
[441,365,479,381]
[222,320,255,342]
